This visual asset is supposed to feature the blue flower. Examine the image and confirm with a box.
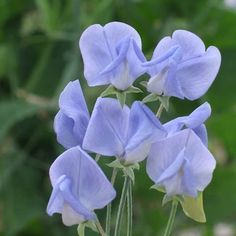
[164,102,211,146]
[146,129,216,197]
[143,30,221,100]
[79,22,146,90]
[47,146,116,226]
[82,98,166,164]
[54,80,90,149]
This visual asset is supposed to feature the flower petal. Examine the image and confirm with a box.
[172,30,206,60]
[79,22,142,88]
[146,129,215,197]
[124,102,167,164]
[54,80,90,148]
[49,147,116,214]
[164,102,211,139]
[177,46,221,100]
[83,98,129,156]
[185,130,216,191]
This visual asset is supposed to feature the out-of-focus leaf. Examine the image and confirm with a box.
[0,100,39,143]
[0,146,45,236]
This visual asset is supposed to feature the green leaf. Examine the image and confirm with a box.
[0,100,39,143]
[142,93,158,103]
[180,192,206,223]
[0,146,44,236]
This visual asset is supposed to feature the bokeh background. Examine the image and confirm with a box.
[0,0,236,235]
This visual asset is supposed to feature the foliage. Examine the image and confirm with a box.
[0,0,235,235]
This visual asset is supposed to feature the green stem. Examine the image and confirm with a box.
[127,180,133,236]
[156,103,164,118]
[164,200,178,236]
[96,219,106,236]
[105,168,118,236]
[114,175,130,236]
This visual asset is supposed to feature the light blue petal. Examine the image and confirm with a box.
[147,130,187,183]
[184,130,216,192]
[164,102,211,144]
[54,80,90,148]
[83,98,129,156]
[124,102,167,164]
[79,22,144,89]
[48,146,116,221]
[172,30,206,60]
[147,129,215,197]
[177,46,221,100]
[193,124,208,146]
[156,147,185,183]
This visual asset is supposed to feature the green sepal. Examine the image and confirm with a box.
[140,81,148,88]
[84,221,99,233]
[125,85,143,94]
[123,167,135,183]
[107,159,124,169]
[77,221,98,236]
[158,96,170,111]
[116,92,126,107]
[100,85,117,97]
[150,184,165,193]
[162,194,173,206]
[142,93,159,103]
[180,192,206,223]
[77,223,85,236]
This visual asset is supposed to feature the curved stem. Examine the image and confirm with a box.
[96,219,106,236]
[114,175,130,236]
[127,180,133,236]
[164,200,178,236]
[105,168,118,236]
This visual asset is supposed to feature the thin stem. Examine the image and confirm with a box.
[127,180,133,236]
[164,200,178,236]
[156,103,164,118]
[96,219,106,236]
[105,168,118,236]
[114,175,130,236]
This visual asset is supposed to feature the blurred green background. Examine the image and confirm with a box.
[0,0,236,235]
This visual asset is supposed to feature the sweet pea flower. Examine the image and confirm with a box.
[79,22,146,90]
[146,129,216,197]
[54,80,90,149]
[164,102,211,146]
[143,30,221,100]
[83,98,166,164]
[47,146,116,226]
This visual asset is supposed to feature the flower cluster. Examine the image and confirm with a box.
[47,22,221,235]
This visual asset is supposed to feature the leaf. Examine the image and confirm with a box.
[180,192,206,223]
[0,146,45,236]
[0,100,39,143]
